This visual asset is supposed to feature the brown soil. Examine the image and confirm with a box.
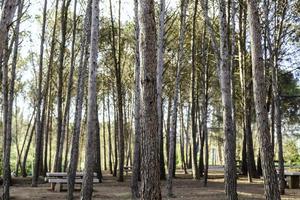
[2,171,300,199]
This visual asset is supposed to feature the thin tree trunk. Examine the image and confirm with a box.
[157,0,166,181]
[191,0,200,180]
[103,99,107,171]
[55,0,71,172]
[16,109,35,176]
[10,0,23,177]
[247,1,281,199]
[81,0,100,198]
[108,0,124,181]
[166,96,172,165]
[116,0,124,182]
[219,0,238,199]
[94,111,102,181]
[131,0,141,197]
[1,1,19,198]
[67,1,92,199]
[22,122,35,177]
[32,0,47,186]
[107,93,113,174]
[113,89,118,177]
[167,0,189,196]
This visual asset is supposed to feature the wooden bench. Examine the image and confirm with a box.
[46,172,99,192]
[124,166,132,174]
[284,172,300,189]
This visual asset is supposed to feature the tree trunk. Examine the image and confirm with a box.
[167,0,189,196]
[219,0,238,199]
[55,0,71,172]
[103,100,107,171]
[108,0,124,181]
[107,93,113,174]
[32,0,47,187]
[247,1,281,199]
[16,109,35,176]
[41,0,59,175]
[131,0,141,198]
[22,122,35,177]
[81,0,100,198]
[157,0,166,181]
[191,0,200,180]
[1,1,19,198]
[67,1,91,199]
[166,96,172,165]
[139,0,162,198]
[94,112,102,181]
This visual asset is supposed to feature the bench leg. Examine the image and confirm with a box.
[288,176,300,189]
[54,183,62,192]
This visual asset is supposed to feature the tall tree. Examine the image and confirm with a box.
[107,93,113,174]
[191,0,200,180]
[81,0,100,198]
[32,0,47,187]
[1,0,19,199]
[67,0,92,199]
[219,0,238,199]
[55,0,71,172]
[131,0,141,198]
[247,0,281,199]
[167,0,189,196]
[157,0,166,181]
[108,0,124,181]
[139,0,161,198]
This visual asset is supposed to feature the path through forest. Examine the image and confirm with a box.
[3,171,300,200]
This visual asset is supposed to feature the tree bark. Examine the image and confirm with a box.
[139,0,162,198]
[81,0,100,198]
[55,0,71,172]
[107,93,113,174]
[191,0,200,180]
[167,0,189,196]
[1,1,18,198]
[157,0,166,181]
[131,0,141,198]
[103,100,107,171]
[219,0,238,199]
[32,0,47,187]
[67,1,92,199]
[247,1,281,199]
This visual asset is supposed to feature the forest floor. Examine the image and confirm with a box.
[2,170,300,199]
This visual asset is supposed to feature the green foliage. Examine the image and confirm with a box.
[284,139,300,164]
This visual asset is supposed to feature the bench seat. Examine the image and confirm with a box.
[48,178,99,183]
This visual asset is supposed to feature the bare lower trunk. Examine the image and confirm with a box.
[1,1,19,198]
[167,0,189,197]
[219,0,238,199]
[107,94,113,174]
[139,0,161,198]
[191,0,200,180]
[67,1,92,199]
[247,1,281,199]
[81,0,100,199]
[131,0,141,198]
[157,0,166,181]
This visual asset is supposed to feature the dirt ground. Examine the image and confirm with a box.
[3,171,300,199]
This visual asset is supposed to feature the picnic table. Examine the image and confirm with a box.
[45,172,99,192]
[284,172,300,189]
